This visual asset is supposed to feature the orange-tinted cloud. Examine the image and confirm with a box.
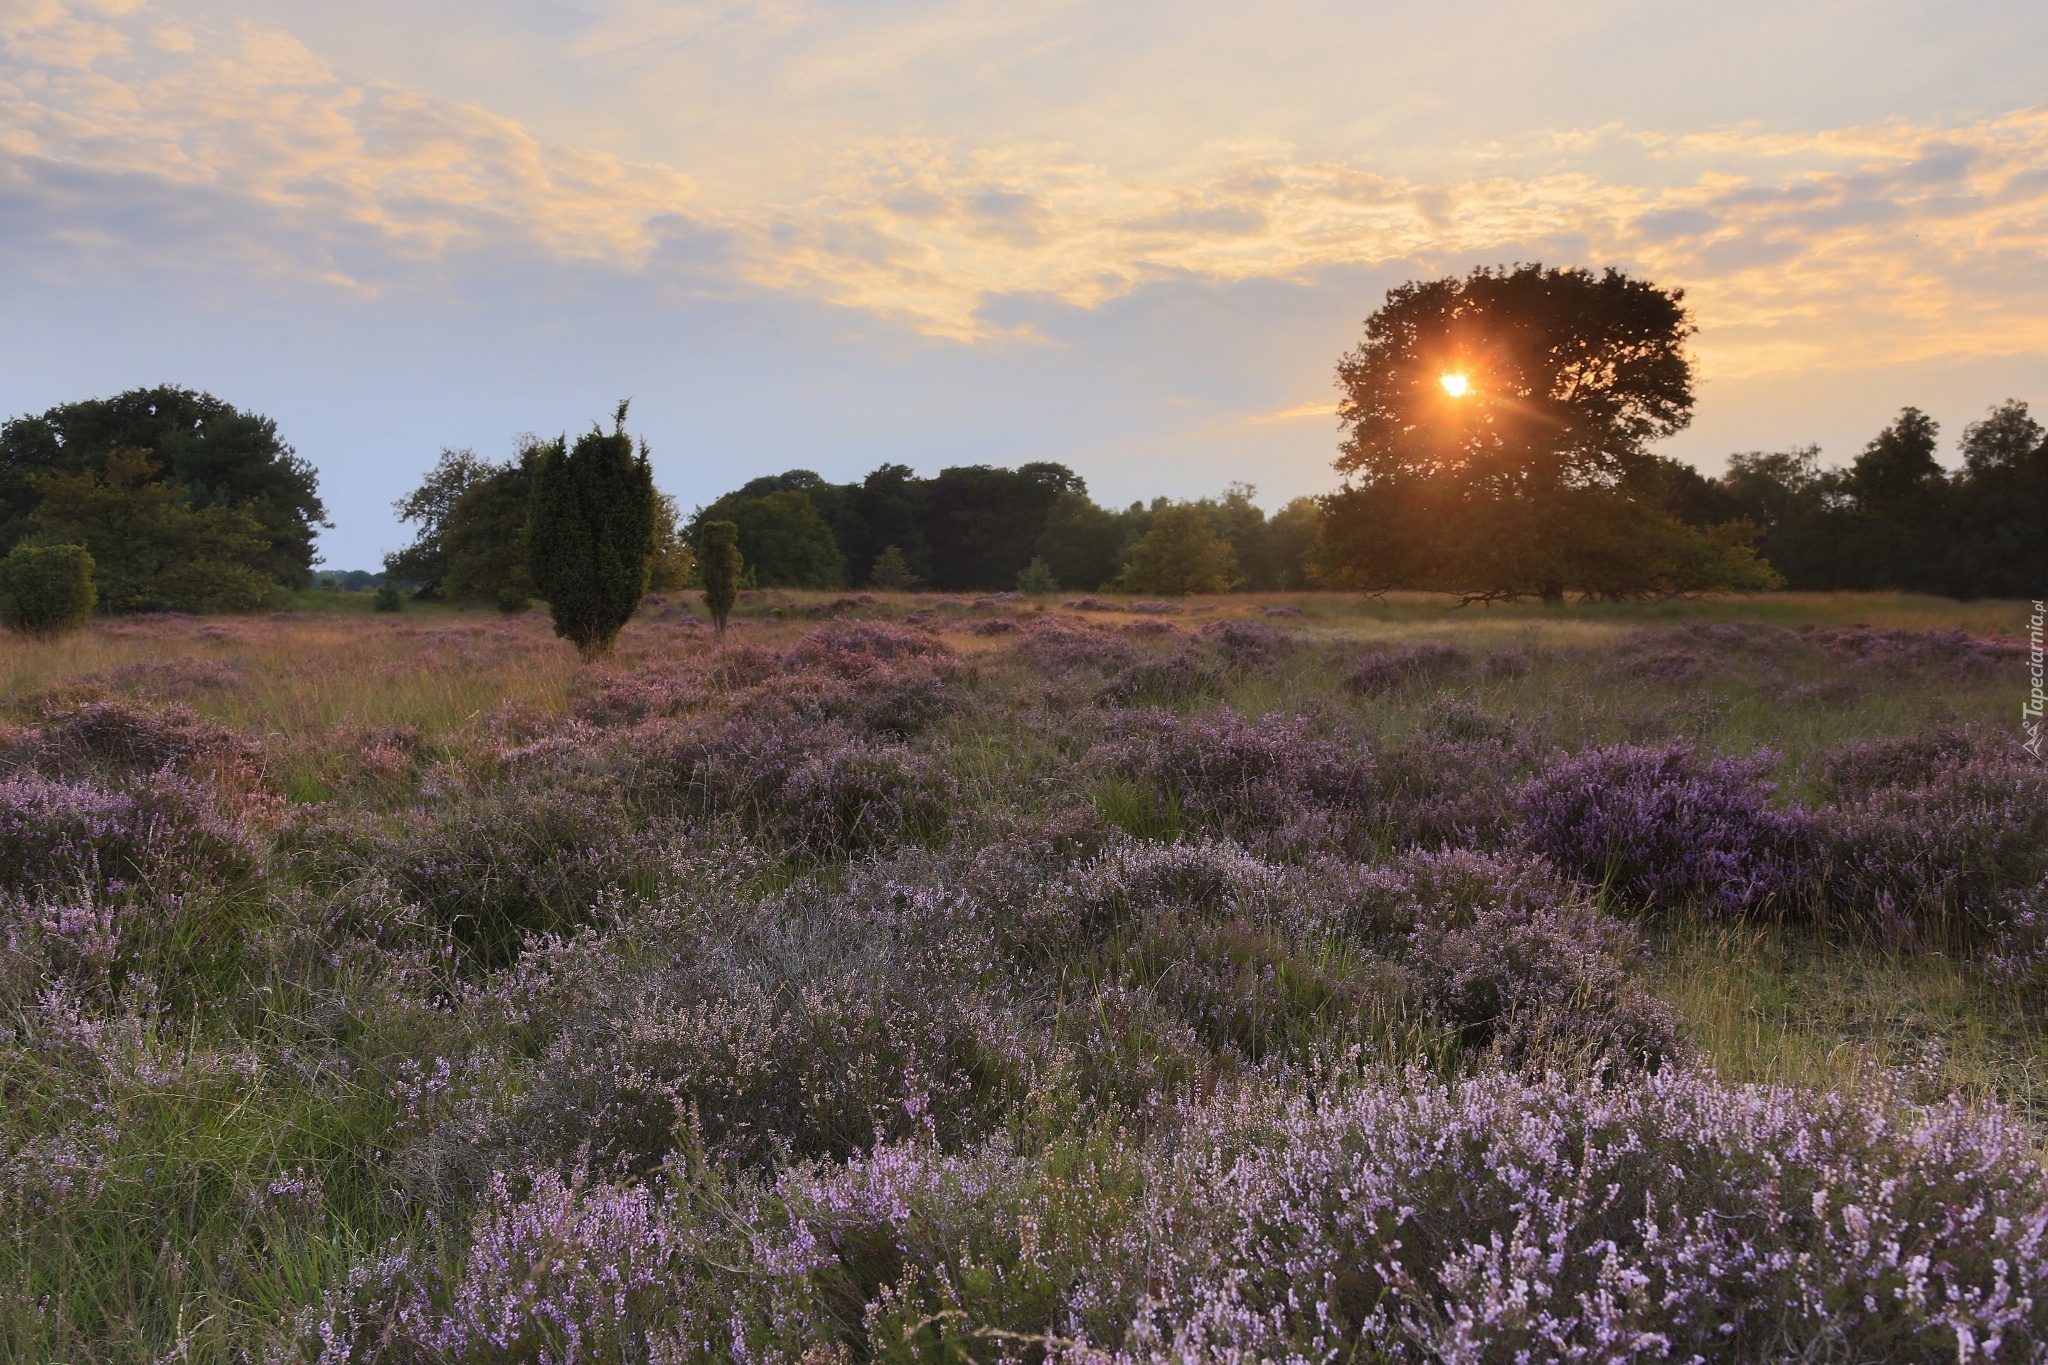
[4,1,2045,375]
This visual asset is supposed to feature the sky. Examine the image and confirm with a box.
[3,0,2046,569]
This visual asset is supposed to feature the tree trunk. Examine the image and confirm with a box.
[1540,582,1565,606]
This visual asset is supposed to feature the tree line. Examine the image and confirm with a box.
[674,465,1321,596]
[3,273,2042,642]
[1311,263,2047,603]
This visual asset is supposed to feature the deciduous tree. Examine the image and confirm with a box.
[1317,264,1771,602]
[29,447,278,612]
[1,386,325,586]
[1115,504,1240,595]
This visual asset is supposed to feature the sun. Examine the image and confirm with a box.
[1439,373,1469,397]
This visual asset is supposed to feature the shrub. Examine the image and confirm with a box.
[1093,708,1376,851]
[1345,641,1471,695]
[815,663,967,738]
[1199,618,1290,667]
[697,519,742,632]
[631,720,957,856]
[305,784,642,966]
[1096,650,1219,706]
[1014,622,1139,676]
[91,655,244,700]
[0,542,96,637]
[784,621,949,678]
[1396,851,1680,1068]
[1816,751,2048,945]
[1,700,246,780]
[1480,647,1531,679]
[1015,556,1058,594]
[0,771,254,893]
[1812,725,1979,803]
[376,1068,2048,1364]
[775,738,957,854]
[527,408,658,660]
[373,583,404,612]
[1517,742,1814,913]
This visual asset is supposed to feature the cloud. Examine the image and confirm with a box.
[3,2,2047,377]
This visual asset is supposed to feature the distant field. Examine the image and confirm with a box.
[2,589,2044,1361]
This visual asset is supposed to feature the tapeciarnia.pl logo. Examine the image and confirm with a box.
[2027,599,2045,759]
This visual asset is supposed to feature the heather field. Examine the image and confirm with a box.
[5,588,2048,1363]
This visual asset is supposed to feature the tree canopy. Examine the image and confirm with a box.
[29,447,279,612]
[0,386,325,587]
[1671,402,2048,599]
[1316,264,1775,602]
[689,489,845,590]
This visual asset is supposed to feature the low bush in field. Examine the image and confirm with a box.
[1517,741,1814,913]
[290,783,642,965]
[0,771,254,894]
[0,699,252,779]
[1345,640,1472,695]
[626,719,958,856]
[330,1067,2048,1364]
[1815,746,2048,945]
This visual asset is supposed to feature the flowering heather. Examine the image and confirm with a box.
[93,654,247,699]
[1344,640,1472,695]
[3,604,2040,1361]
[1013,620,1141,675]
[1812,723,1981,802]
[1518,741,1814,912]
[1480,646,1532,678]
[1093,707,1376,850]
[1197,618,1291,667]
[1,699,251,779]
[1816,748,2048,943]
[782,620,950,678]
[1096,649,1220,705]
[356,1066,2048,1364]
[623,717,957,856]
[0,770,255,893]
[293,783,641,964]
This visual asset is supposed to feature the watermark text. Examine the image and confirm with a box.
[2027,599,2045,759]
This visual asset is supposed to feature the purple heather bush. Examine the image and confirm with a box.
[1096,649,1220,706]
[1339,847,1680,1068]
[1517,741,1814,913]
[0,770,255,894]
[1480,646,1531,679]
[1344,640,1472,696]
[15,610,2046,1362]
[0,699,252,780]
[1092,708,1377,852]
[1815,748,2048,944]
[294,782,644,965]
[782,620,950,678]
[1014,621,1141,676]
[1197,618,1291,667]
[809,660,970,738]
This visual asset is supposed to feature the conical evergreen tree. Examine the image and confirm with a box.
[527,401,657,660]
[697,519,742,634]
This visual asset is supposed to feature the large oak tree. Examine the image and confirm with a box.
[1316,264,1776,602]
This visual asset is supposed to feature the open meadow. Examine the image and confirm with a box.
[3,588,2046,1361]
